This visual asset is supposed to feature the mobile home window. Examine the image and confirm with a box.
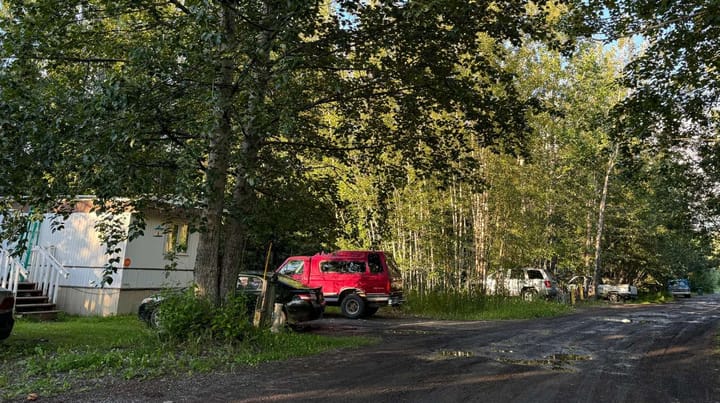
[165,223,189,254]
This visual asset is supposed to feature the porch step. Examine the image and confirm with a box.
[15,282,43,297]
[13,281,62,321]
[16,310,60,321]
[15,296,48,304]
[16,302,56,312]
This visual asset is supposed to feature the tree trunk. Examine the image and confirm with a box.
[194,3,238,304]
[593,144,619,296]
[219,0,274,302]
[472,191,488,292]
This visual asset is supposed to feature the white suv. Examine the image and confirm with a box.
[485,268,558,301]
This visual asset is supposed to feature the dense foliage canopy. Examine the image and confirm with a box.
[0,0,717,297]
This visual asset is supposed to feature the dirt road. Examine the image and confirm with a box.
[50,294,720,403]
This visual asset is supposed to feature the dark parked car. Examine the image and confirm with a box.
[0,287,15,340]
[668,279,691,298]
[138,272,325,328]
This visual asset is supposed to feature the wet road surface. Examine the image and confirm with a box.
[49,294,720,403]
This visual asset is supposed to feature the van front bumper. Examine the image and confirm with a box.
[366,292,405,307]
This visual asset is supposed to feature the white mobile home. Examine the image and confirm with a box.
[20,200,197,316]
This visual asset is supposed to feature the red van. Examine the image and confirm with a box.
[276,250,404,319]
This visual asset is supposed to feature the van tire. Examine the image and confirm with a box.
[361,306,379,318]
[341,294,365,319]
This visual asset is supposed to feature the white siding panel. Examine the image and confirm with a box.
[124,215,197,288]
[36,212,130,288]
[119,268,193,289]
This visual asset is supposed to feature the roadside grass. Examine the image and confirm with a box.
[636,291,675,304]
[0,315,374,401]
[400,290,574,320]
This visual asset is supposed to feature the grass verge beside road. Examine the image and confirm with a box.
[401,290,574,320]
[0,315,374,401]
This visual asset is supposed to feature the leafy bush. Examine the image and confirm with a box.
[689,269,719,294]
[156,286,256,342]
[210,292,255,341]
[155,287,214,341]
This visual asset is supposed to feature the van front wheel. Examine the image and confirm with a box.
[341,294,366,319]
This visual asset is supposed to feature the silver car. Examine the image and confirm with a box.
[668,279,691,298]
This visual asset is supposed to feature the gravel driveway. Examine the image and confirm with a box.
[45,294,720,403]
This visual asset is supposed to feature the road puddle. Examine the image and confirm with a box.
[439,350,474,358]
[601,317,633,323]
[424,350,476,361]
[384,329,433,336]
[497,353,592,371]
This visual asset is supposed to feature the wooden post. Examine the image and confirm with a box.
[252,242,274,328]
[253,276,277,328]
[252,280,267,328]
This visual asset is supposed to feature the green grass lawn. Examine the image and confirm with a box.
[0,315,373,401]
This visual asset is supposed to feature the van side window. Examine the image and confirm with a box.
[278,260,304,275]
[348,261,365,273]
[320,261,366,273]
[368,253,384,274]
[510,268,524,279]
[320,261,339,273]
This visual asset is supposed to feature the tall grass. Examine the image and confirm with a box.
[635,291,683,304]
[0,315,373,401]
[402,290,574,320]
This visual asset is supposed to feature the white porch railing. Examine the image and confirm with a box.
[0,248,28,294]
[27,246,69,304]
[0,246,69,304]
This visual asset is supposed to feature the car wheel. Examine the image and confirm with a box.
[521,289,537,302]
[0,319,12,340]
[608,293,621,303]
[341,294,366,319]
[361,306,379,318]
[149,308,162,329]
